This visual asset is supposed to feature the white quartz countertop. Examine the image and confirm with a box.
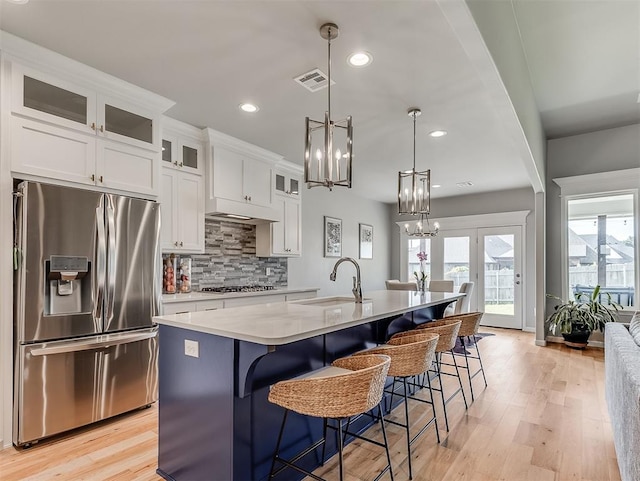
[162,287,319,304]
[154,290,464,345]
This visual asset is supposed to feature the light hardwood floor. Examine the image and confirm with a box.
[0,328,621,481]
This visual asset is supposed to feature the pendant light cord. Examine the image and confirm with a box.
[412,110,416,171]
[327,26,332,121]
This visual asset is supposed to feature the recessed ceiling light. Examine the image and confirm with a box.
[429,130,447,138]
[432,184,441,188]
[456,181,474,188]
[239,103,259,113]
[5,0,29,3]
[347,51,373,67]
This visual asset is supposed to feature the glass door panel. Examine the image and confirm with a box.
[478,227,522,329]
[182,145,198,169]
[104,104,153,144]
[483,234,515,316]
[23,76,88,125]
[407,238,431,282]
[162,139,173,164]
[444,236,470,291]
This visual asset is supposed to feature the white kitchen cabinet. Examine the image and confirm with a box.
[162,290,317,313]
[160,118,205,253]
[204,128,281,222]
[223,294,287,308]
[6,56,173,198]
[162,301,198,315]
[161,117,204,175]
[161,167,204,253]
[256,197,301,257]
[11,115,158,196]
[212,145,271,207]
[197,300,224,311]
[12,63,160,150]
[274,171,301,198]
[256,163,303,257]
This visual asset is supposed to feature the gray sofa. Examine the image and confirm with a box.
[605,322,640,481]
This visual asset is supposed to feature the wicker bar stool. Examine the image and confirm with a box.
[353,332,439,480]
[401,319,468,431]
[268,354,393,481]
[447,312,487,402]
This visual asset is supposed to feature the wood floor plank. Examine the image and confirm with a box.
[0,328,624,481]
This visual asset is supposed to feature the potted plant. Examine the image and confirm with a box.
[546,285,621,349]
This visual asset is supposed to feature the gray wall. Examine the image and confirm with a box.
[288,188,391,296]
[546,124,640,314]
[389,187,537,330]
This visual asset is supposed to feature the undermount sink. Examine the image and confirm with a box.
[293,296,370,307]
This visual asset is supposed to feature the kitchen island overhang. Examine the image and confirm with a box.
[154,290,464,481]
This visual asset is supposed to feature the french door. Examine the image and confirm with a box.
[478,226,522,329]
[404,225,523,329]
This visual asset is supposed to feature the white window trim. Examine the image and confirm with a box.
[554,168,640,308]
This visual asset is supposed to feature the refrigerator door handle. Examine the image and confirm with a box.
[105,195,116,323]
[93,196,106,323]
[29,330,158,357]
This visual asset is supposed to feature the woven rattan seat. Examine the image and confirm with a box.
[445,311,487,402]
[354,333,439,480]
[268,354,394,481]
[394,319,467,431]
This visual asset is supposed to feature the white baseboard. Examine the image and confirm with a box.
[522,327,536,333]
[535,339,547,346]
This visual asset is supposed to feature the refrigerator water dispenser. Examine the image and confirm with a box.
[45,255,90,315]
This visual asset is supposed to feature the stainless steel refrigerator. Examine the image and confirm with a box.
[13,181,161,446]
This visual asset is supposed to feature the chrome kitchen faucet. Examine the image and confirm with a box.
[329,257,363,303]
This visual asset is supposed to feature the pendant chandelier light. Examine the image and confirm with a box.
[398,107,439,237]
[304,23,353,190]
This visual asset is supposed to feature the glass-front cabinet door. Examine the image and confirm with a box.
[14,64,157,150]
[275,172,301,197]
[161,134,202,174]
[98,95,156,149]
[13,64,96,134]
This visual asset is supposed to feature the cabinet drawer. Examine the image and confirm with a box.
[163,302,198,315]
[197,300,224,311]
[224,294,286,308]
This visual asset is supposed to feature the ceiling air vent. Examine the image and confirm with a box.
[294,68,335,92]
[456,181,474,188]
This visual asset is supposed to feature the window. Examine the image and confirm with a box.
[567,193,636,306]
[407,238,430,282]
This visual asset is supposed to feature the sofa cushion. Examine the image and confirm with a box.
[629,311,640,346]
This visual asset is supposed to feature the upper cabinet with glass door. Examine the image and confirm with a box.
[161,117,204,175]
[274,170,301,198]
[12,63,161,151]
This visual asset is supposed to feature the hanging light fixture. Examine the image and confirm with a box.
[304,23,353,190]
[398,107,439,237]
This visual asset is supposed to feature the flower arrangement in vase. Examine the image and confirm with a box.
[413,251,428,291]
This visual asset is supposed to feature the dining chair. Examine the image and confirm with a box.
[428,280,454,292]
[385,280,418,291]
[445,281,475,316]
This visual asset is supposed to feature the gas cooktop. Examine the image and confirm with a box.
[200,286,277,293]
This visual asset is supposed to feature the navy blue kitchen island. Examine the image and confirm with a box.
[154,290,463,481]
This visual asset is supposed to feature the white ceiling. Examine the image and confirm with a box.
[1,0,637,203]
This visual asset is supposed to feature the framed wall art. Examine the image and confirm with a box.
[359,223,373,259]
[324,216,342,257]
